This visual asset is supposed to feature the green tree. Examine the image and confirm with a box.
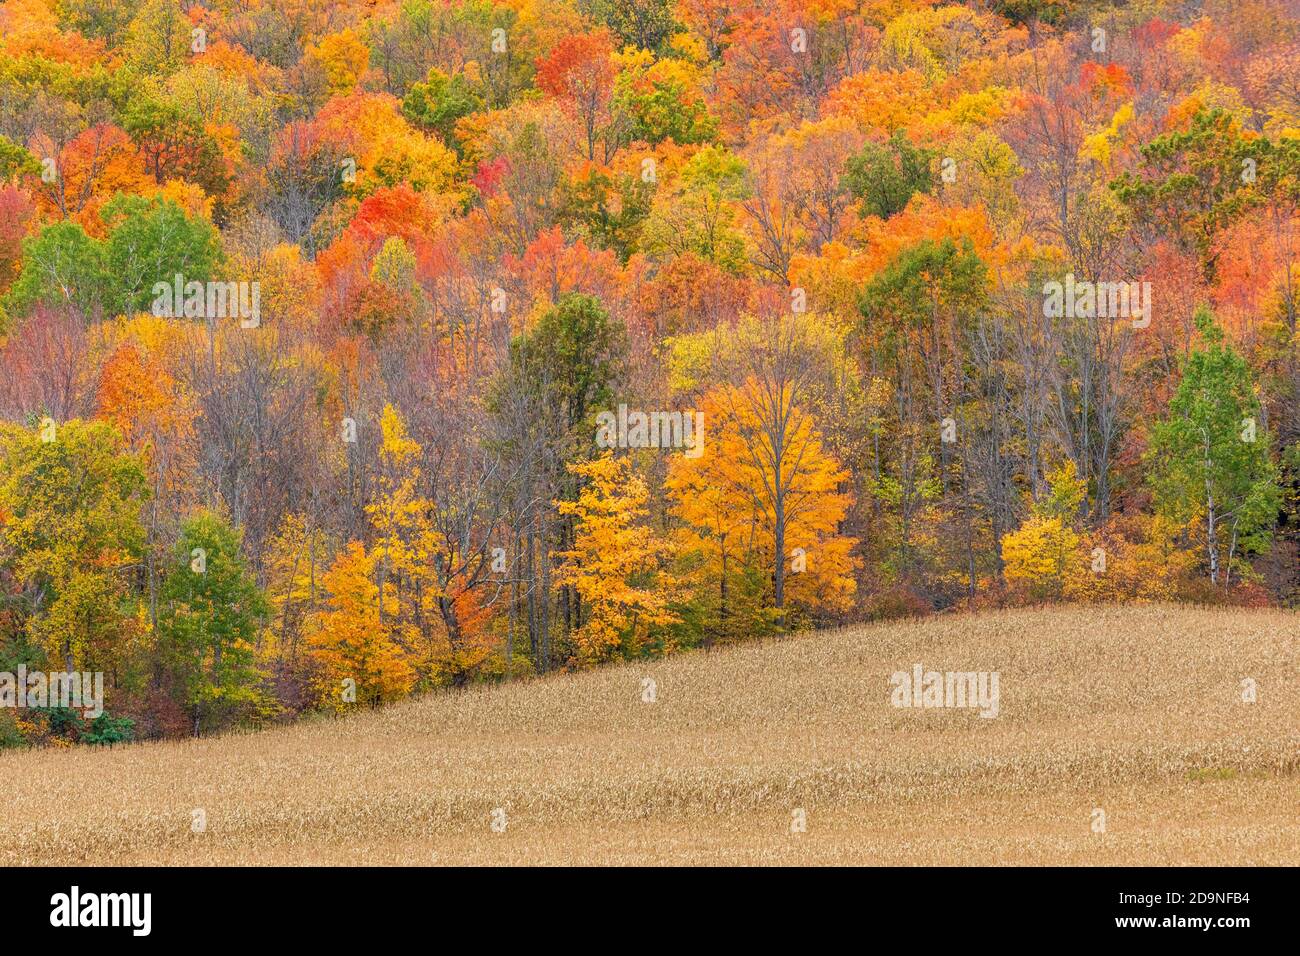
[1147,308,1282,585]
[2,220,106,320]
[612,57,717,146]
[2,193,222,323]
[558,167,653,262]
[1111,108,1257,281]
[100,192,223,316]
[859,236,989,583]
[158,510,270,736]
[124,0,191,76]
[642,145,749,272]
[844,131,936,220]
[122,94,232,201]
[59,0,143,47]
[402,68,484,152]
[503,292,627,445]
[0,135,40,182]
[83,712,136,746]
[581,0,677,54]
[490,293,628,659]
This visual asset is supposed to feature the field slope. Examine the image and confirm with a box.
[3,605,1298,865]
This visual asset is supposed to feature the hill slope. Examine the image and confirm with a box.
[3,605,1298,865]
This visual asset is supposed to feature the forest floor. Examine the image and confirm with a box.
[3,604,1298,865]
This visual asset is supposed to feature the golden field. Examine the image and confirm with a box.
[2,604,1297,866]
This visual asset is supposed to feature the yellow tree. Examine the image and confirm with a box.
[1001,460,1086,601]
[1064,514,1200,603]
[669,380,859,632]
[553,453,677,664]
[263,513,337,663]
[305,29,371,96]
[1001,516,1080,601]
[664,398,767,645]
[309,93,463,202]
[366,404,445,679]
[306,541,414,710]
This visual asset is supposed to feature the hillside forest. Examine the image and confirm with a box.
[1,0,1298,743]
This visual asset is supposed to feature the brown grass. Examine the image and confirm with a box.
[2,604,1297,865]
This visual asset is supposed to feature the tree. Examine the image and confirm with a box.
[612,50,718,146]
[1000,515,1079,599]
[96,333,195,646]
[263,513,337,664]
[557,165,653,260]
[122,96,232,204]
[741,117,864,280]
[263,121,349,248]
[355,237,424,334]
[536,30,620,162]
[1147,308,1282,585]
[30,124,153,226]
[60,0,141,48]
[366,404,444,677]
[1000,460,1086,600]
[666,313,859,629]
[642,145,749,273]
[859,235,988,500]
[502,292,626,457]
[124,0,191,75]
[304,29,371,96]
[844,131,936,221]
[158,510,270,735]
[664,393,770,646]
[0,418,147,674]
[582,0,677,54]
[0,185,36,307]
[491,292,627,665]
[6,194,224,324]
[0,136,40,183]
[402,68,485,153]
[553,453,677,662]
[306,541,415,710]
[2,220,105,322]
[99,193,223,316]
[1111,108,1257,281]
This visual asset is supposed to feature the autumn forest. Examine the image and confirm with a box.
[1,0,1298,745]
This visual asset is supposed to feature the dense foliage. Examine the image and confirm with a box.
[1,0,1297,743]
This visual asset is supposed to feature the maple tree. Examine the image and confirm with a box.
[306,541,416,709]
[536,30,620,162]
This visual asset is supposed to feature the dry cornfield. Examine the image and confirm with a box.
[2,604,1298,866]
